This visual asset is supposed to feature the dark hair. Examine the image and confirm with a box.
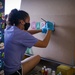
[8,9,29,26]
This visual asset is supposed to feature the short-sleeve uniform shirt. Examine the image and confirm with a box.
[4,26,38,74]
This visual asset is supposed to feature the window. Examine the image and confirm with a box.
[5,0,21,14]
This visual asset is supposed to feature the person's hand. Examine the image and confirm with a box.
[42,26,47,33]
[46,21,55,31]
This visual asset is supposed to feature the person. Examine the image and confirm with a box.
[4,9,55,75]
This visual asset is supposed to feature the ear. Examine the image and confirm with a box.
[25,16,30,23]
[20,20,25,25]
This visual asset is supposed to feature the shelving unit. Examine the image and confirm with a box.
[0,0,5,72]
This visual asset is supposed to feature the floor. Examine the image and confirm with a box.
[27,60,60,75]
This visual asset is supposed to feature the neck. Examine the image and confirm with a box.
[17,25,24,30]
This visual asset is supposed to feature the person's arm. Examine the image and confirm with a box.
[34,21,55,48]
[27,29,42,34]
[34,30,51,48]
[22,21,54,48]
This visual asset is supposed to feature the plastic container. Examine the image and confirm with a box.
[52,70,56,75]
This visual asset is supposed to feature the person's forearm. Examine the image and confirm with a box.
[34,30,52,48]
[27,30,42,34]
[43,30,52,46]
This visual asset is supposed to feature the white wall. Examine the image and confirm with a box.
[21,0,75,66]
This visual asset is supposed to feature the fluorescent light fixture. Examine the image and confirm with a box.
[5,0,21,14]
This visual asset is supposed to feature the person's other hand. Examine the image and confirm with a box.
[46,21,55,31]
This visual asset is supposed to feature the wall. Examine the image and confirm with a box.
[21,0,75,66]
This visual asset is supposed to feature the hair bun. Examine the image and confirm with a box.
[11,9,18,14]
